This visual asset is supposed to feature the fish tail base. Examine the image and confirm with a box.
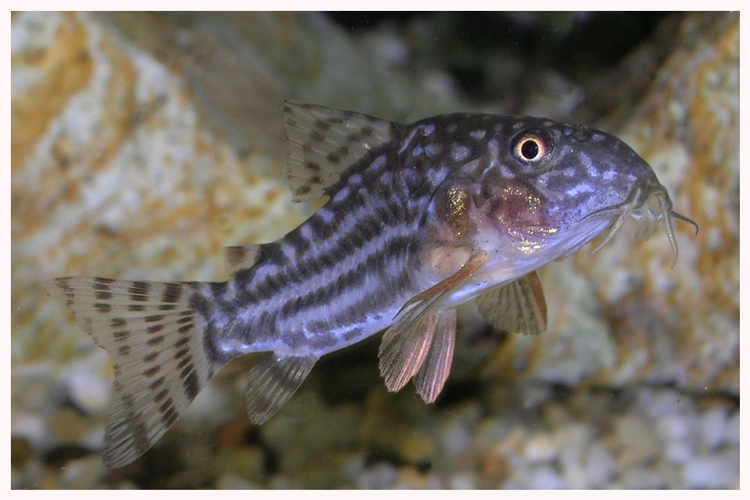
[44,276,225,468]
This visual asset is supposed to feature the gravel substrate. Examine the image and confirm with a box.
[10,354,740,488]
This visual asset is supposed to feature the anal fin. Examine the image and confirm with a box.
[475,271,547,335]
[245,354,317,424]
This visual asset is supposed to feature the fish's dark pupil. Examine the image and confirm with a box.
[521,139,540,160]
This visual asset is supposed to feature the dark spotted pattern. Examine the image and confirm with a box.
[161,283,182,303]
[44,277,221,468]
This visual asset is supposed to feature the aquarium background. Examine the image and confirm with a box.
[11,12,738,489]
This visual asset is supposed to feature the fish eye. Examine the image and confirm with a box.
[511,129,554,165]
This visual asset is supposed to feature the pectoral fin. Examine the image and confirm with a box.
[379,249,487,396]
[378,307,440,394]
[413,309,457,404]
[475,271,547,335]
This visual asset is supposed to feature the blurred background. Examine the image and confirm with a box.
[11,12,738,488]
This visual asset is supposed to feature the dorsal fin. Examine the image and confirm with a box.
[475,272,548,335]
[282,101,398,202]
[224,244,262,276]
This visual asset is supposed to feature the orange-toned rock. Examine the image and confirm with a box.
[479,12,738,395]
[10,11,456,484]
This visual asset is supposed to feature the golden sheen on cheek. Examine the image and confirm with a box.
[488,183,547,228]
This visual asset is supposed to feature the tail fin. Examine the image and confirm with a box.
[44,277,223,468]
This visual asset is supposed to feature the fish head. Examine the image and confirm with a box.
[473,117,697,267]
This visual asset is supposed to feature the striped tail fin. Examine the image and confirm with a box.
[44,277,225,468]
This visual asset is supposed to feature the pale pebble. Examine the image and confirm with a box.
[554,423,591,470]
[473,418,514,446]
[698,406,728,451]
[59,456,105,489]
[664,440,695,464]
[216,472,261,489]
[621,466,668,489]
[357,462,398,489]
[425,472,446,489]
[656,412,693,441]
[66,361,111,414]
[528,465,566,489]
[522,432,557,464]
[553,422,591,450]
[448,472,477,489]
[181,381,233,428]
[614,414,660,465]
[519,382,553,410]
[637,388,691,420]
[683,450,739,489]
[723,411,739,445]
[560,462,588,489]
[584,443,616,488]
[658,461,685,489]
[11,411,47,447]
[440,419,472,457]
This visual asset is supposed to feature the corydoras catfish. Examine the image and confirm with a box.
[45,101,697,467]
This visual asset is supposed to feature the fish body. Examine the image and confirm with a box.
[45,102,696,467]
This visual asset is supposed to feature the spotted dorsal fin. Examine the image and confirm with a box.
[282,101,398,202]
[224,244,262,276]
[475,271,548,335]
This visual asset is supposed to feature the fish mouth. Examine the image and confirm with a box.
[582,183,698,267]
